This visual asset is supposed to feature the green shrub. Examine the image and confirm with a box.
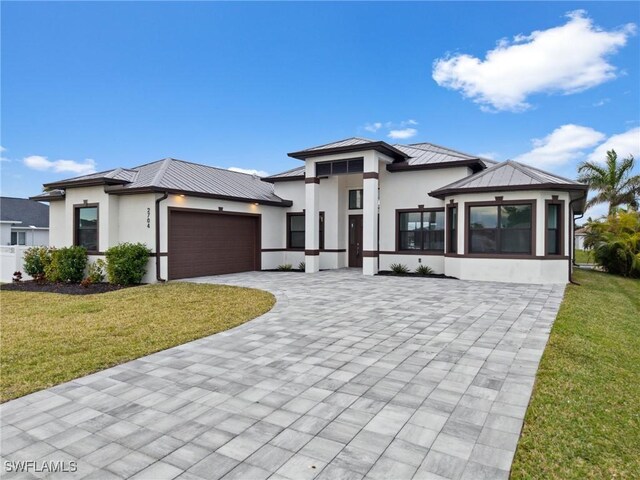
[416,264,434,275]
[390,263,410,274]
[584,211,640,278]
[45,246,87,283]
[86,259,106,283]
[23,246,53,278]
[276,263,293,271]
[298,261,306,271]
[105,243,150,285]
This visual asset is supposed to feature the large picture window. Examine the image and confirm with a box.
[74,205,99,252]
[398,209,445,251]
[287,212,325,250]
[546,201,563,255]
[468,203,532,254]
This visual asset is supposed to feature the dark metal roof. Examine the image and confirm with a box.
[0,196,50,227]
[262,165,306,183]
[429,160,588,198]
[288,137,410,162]
[39,158,292,207]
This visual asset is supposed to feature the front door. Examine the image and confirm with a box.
[349,214,363,268]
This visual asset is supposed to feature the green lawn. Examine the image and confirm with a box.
[512,270,640,479]
[574,248,594,264]
[0,283,274,402]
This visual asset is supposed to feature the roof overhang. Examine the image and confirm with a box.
[29,191,66,202]
[288,141,410,162]
[429,183,589,200]
[104,186,293,207]
[43,177,131,189]
[261,175,305,183]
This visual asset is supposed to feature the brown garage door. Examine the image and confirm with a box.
[168,209,260,280]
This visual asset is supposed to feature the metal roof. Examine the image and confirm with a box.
[262,165,305,182]
[288,137,410,162]
[0,196,49,227]
[429,160,587,197]
[39,158,292,207]
[302,137,377,151]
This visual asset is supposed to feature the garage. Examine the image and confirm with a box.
[168,208,261,280]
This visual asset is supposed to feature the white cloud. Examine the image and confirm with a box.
[513,124,605,168]
[432,10,636,112]
[23,155,97,175]
[228,167,269,177]
[0,145,9,162]
[0,146,6,153]
[592,98,610,107]
[364,122,383,133]
[586,127,640,163]
[388,128,418,140]
[477,152,499,160]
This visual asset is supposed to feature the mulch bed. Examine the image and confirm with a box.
[377,271,458,279]
[0,281,137,295]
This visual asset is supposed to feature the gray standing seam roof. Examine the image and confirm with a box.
[0,197,49,227]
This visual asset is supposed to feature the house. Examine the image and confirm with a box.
[0,196,50,246]
[574,227,588,250]
[31,137,588,284]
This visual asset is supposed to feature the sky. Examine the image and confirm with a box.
[1,1,639,218]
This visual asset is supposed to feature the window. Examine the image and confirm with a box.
[447,205,457,254]
[287,212,325,249]
[315,158,363,176]
[546,202,562,255]
[349,190,363,210]
[468,203,532,254]
[398,210,445,251]
[11,231,26,245]
[75,205,98,251]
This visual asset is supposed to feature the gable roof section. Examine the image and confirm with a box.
[38,158,292,207]
[389,142,494,171]
[288,137,410,162]
[0,197,49,227]
[262,165,305,183]
[429,160,588,198]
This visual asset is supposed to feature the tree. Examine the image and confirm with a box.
[577,149,640,215]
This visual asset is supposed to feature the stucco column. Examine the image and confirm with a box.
[305,175,320,273]
[362,153,379,275]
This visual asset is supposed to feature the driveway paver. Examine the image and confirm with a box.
[1,270,565,479]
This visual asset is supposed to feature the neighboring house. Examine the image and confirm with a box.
[575,227,588,250]
[0,196,50,246]
[31,137,587,284]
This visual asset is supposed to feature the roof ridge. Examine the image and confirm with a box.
[303,136,377,151]
[406,141,479,159]
[151,158,173,186]
[397,143,475,160]
[505,160,548,184]
[509,160,582,184]
[159,157,270,178]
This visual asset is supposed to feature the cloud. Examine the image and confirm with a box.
[513,124,605,168]
[388,128,418,140]
[228,167,269,177]
[592,98,610,107]
[432,10,636,111]
[23,155,97,175]
[364,122,383,133]
[0,145,9,162]
[586,127,640,163]
[477,152,499,160]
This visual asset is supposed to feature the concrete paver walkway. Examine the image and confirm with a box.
[1,270,565,479]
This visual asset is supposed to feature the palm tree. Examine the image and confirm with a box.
[577,149,640,215]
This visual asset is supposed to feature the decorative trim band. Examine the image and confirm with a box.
[363,172,379,180]
[362,250,379,258]
[305,249,320,256]
[305,177,320,184]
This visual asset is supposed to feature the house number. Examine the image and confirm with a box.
[147,208,151,228]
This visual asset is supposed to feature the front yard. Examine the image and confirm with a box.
[512,269,640,479]
[0,283,274,402]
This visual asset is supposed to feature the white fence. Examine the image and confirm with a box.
[0,246,31,283]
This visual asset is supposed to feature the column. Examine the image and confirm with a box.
[362,153,379,275]
[305,175,320,273]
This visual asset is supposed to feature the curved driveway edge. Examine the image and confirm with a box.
[1,270,565,480]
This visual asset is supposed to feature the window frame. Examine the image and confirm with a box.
[348,189,364,210]
[74,203,100,253]
[396,208,445,253]
[11,231,27,246]
[464,199,536,258]
[286,211,325,250]
[446,203,458,254]
[545,198,565,257]
[315,157,364,177]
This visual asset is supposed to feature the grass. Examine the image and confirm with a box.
[574,248,594,264]
[512,270,640,479]
[0,283,275,402]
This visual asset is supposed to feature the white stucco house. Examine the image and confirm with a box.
[0,196,50,246]
[31,137,588,284]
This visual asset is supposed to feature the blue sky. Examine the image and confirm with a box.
[1,2,639,217]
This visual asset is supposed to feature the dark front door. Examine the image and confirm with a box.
[349,214,363,268]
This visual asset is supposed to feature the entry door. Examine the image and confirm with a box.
[349,215,363,268]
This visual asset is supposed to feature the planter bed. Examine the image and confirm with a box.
[377,270,458,279]
[0,281,136,295]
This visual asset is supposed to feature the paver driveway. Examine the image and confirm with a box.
[1,270,565,480]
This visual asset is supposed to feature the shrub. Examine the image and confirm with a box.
[23,246,52,278]
[80,277,93,289]
[105,243,151,285]
[12,271,22,283]
[584,211,640,277]
[416,264,434,275]
[46,246,88,283]
[390,263,410,274]
[298,261,306,271]
[86,259,106,283]
[276,263,293,271]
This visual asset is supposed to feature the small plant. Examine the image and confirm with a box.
[80,277,93,289]
[23,246,52,279]
[87,259,106,283]
[105,243,151,285]
[298,261,306,271]
[32,273,46,284]
[45,246,87,283]
[390,263,410,274]
[12,271,22,283]
[276,263,293,271]
[416,264,434,276]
